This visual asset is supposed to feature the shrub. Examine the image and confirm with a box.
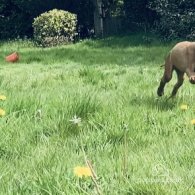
[33,9,77,47]
[149,0,195,40]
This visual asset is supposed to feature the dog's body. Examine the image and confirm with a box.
[157,41,195,97]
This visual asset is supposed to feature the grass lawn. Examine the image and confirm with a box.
[0,34,195,194]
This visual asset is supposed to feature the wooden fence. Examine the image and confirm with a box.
[103,17,123,36]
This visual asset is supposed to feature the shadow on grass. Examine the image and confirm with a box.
[152,97,178,111]
[130,94,178,111]
[82,30,181,48]
[82,33,173,48]
[0,33,174,66]
[8,45,166,67]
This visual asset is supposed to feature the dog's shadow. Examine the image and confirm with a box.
[129,94,179,111]
[151,96,178,111]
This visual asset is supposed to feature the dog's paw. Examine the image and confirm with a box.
[157,87,164,96]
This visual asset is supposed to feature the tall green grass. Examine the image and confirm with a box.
[0,34,194,194]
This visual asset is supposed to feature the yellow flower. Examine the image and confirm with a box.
[191,119,195,125]
[180,104,188,110]
[0,95,6,101]
[74,166,92,178]
[0,109,5,116]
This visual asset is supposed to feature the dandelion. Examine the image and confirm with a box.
[74,166,92,178]
[122,123,128,131]
[180,104,188,110]
[35,109,42,119]
[69,115,81,125]
[0,95,6,101]
[191,119,195,125]
[0,109,5,116]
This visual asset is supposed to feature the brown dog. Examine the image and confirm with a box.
[157,41,195,97]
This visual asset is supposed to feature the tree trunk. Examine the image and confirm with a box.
[92,0,103,37]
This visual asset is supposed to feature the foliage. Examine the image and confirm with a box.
[33,9,77,47]
[149,0,195,40]
[72,0,94,38]
[0,0,93,39]
[102,0,124,17]
[2,0,195,40]
[0,0,58,39]
[123,0,156,31]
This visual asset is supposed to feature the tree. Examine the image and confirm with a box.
[149,0,195,39]
[91,0,103,37]
[91,0,124,37]
[0,0,94,39]
[123,0,155,31]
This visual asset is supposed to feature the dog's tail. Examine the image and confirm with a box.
[160,52,171,68]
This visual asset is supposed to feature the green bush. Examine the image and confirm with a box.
[33,9,77,47]
[149,0,195,40]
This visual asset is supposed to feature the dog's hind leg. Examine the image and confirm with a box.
[186,64,195,84]
[157,53,173,96]
[171,69,184,97]
[186,52,195,84]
